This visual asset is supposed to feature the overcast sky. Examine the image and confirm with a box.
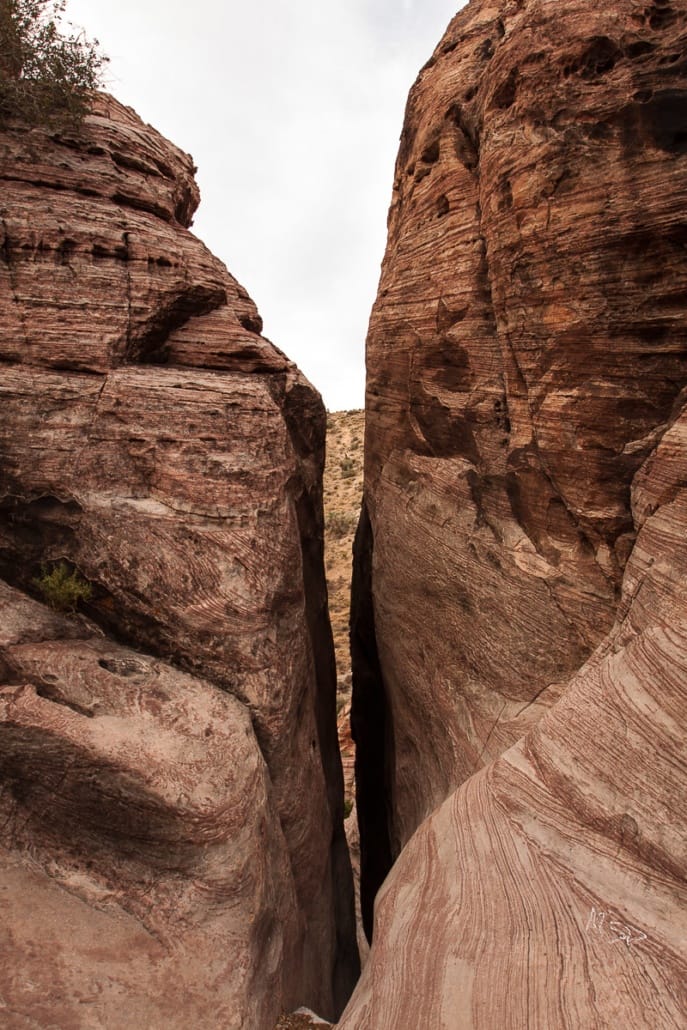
[63,1,463,410]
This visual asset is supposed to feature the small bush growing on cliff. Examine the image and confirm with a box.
[33,560,92,611]
[0,0,107,126]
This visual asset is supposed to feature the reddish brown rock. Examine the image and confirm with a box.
[0,96,357,1024]
[339,392,687,1027]
[352,0,687,936]
[0,583,300,1029]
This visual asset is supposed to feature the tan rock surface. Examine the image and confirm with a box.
[339,394,687,1028]
[351,0,687,935]
[0,96,357,1024]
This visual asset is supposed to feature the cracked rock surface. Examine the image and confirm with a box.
[0,95,357,1027]
[348,0,687,1021]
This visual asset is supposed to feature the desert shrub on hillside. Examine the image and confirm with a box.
[325,511,358,539]
[339,455,358,479]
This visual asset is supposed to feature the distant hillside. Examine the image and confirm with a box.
[323,409,364,703]
[323,409,367,965]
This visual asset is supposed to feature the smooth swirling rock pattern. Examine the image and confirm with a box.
[341,396,687,1026]
[345,0,687,1022]
[351,0,687,934]
[0,96,357,1025]
[0,583,299,1029]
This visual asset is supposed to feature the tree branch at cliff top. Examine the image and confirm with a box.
[0,0,107,126]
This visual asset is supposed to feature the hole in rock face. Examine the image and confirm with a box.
[57,239,77,264]
[626,40,655,59]
[34,682,96,718]
[563,37,622,80]
[492,68,518,109]
[445,104,479,169]
[420,137,440,164]
[238,313,263,334]
[648,2,675,30]
[476,38,494,60]
[498,177,513,210]
[125,284,226,365]
[578,36,622,79]
[644,91,687,152]
[98,657,147,678]
[436,194,449,218]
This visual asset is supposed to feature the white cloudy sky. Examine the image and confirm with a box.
[63,1,463,409]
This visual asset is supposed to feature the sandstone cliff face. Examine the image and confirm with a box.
[341,399,687,1024]
[351,0,687,942]
[0,95,357,1026]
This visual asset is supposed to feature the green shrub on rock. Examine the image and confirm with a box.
[33,560,92,611]
[0,0,107,126]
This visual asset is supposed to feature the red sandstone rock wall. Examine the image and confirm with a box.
[351,0,687,943]
[0,95,357,1026]
[341,388,687,1027]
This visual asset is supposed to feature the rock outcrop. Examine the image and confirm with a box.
[341,408,687,1024]
[346,0,687,1022]
[0,95,357,1026]
[351,0,687,940]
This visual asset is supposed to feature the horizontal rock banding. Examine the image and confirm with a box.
[0,95,357,1025]
[347,0,687,1023]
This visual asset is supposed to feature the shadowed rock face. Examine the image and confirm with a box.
[0,95,357,1026]
[351,0,687,941]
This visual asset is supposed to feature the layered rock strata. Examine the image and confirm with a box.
[351,0,687,939]
[340,397,687,1024]
[0,95,357,1025]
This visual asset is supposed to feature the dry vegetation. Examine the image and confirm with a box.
[275,1012,331,1029]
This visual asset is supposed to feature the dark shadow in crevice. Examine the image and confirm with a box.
[280,376,360,1016]
[350,502,394,943]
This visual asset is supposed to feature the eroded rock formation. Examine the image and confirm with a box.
[0,95,357,1026]
[341,406,687,1024]
[347,0,687,1022]
[352,0,687,935]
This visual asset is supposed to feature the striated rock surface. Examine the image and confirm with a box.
[351,0,687,937]
[0,583,300,1029]
[0,95,357,1025]
[340,390,687,1027]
